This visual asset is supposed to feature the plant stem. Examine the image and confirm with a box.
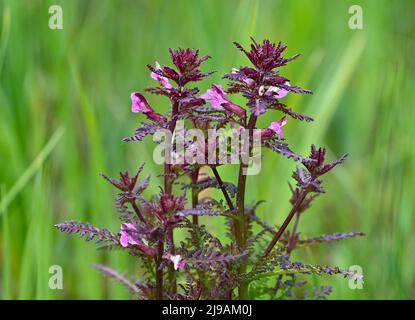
[274,211,301,295]
[287,212,301,254]
[155,239,164,300]
[211,166,234,211]
[191,168,199,225]
[164,98,179,294]
[211,166,235,300]
[263,190,308,257]
[190,168,208,295]
[236,114,257,299]
[130,200,146,223]
[164,98,179,193]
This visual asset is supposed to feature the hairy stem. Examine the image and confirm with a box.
[130,200,146,223]
[211,166,234,211]
[164,98,179,193]
[164,98,179,294]
[155,239,164,300]
[274,211,301,295]
[236,114,257,299]
[263,190,308,257]
[211,166,236,300]
[191,168,200,225]
[287,212,301,254]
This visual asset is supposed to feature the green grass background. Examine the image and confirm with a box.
[0,0,414,299]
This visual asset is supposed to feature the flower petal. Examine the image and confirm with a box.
[131,92,153,113]
[120,231,129,247]
[150,62,173,89]
[169,254,185,270]
[201,84,227,108]
[269,116,288,139]
[266,86,288,99]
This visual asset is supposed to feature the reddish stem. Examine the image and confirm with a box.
[191,168,200,225]
[211,166,234,211]
[236,114,257,299]
[155,239,164,300]
[263,190,308,257]
[164,98,179,294]
[130,200,146,223]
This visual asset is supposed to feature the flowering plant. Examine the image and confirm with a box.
[56,38,364,300]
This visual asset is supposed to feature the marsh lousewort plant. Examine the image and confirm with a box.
[56,38,364,300]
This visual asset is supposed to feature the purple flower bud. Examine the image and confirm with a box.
[260,128,274,138]
[243,78,256,87]
[160,193,185,214]
[222,102,246,118]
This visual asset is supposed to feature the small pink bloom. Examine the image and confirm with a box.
[119,223,157,257]
[200,84,228,108]
[201,84,245,117]
[120,231,129,247]
[130,92,166,122]
[169,254,186,270]
[150,62,173,89]
[268,116,288,140]
[266,86,288,99]
[119,223,139,247]
[131,92,153,113]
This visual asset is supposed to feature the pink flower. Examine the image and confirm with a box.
[130,92,166,122]
[200,84,228,108]
[268,116,288,139]
[131,92,153,113]
[150,62,173,89]
[119,223,157,257]
[169,254,186,270]
[119,223,140,247]
[265,86,288,99]
[201,84,245,117]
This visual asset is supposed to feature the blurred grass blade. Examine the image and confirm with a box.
[0,126,65,215]
[304,34,366,146]
[1,185,12,299]
[0,5,11,75]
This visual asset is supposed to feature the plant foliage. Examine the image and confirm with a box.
[55,38,364,300]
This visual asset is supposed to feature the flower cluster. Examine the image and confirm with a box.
[224,38,312,116]
[55,38,363,300]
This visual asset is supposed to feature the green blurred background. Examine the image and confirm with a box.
[0,0,414,299]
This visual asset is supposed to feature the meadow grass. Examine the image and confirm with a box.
[0,0,414,299]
